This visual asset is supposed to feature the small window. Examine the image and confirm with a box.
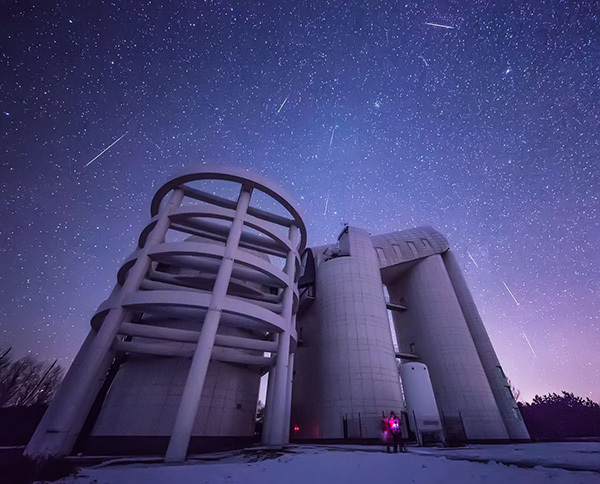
[375,247,387,265]
[407,241,418,256]
[505,386,514,400]
[497,366,506,378]
[421,238,431,248]
[512,407,522,420]
[392,244,402,259]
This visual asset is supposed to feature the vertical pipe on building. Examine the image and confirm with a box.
[165,187,252,463]
[283,315,298,443]
[442,250,530,441]
[25,188,184,459]
[283,350,295,443]
[265,225,299,447]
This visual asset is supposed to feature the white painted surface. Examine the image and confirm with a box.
[400,362,443,442]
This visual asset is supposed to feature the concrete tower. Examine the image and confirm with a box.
[292,227,404,439]
[25,168,306,461]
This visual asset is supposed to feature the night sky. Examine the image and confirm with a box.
[1,1,598,403]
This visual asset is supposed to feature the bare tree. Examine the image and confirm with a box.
[0,350,63,407]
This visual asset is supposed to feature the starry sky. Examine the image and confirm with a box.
[1,1,598,403]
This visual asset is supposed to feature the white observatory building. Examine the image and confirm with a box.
[26,168,528,463]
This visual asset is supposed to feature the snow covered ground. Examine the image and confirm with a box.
[52,443,600,484]
[411,442,600,472]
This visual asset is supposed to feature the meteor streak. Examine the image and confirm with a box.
[502,280,520,306]
[277,95,289,113]
[522,331,538,359]
[329,125,336,148]
[467,251,479,268]
[324,194,329,215]
[84,132,128,167]
[425,22,455,29]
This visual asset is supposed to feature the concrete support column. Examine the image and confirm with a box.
[442,250,530,440]
[268,333,290,445]
[165,187,252,463]
[261,337,278,445]
[25,329,97,458]
[25,189,184,459]
[264,225,299,447]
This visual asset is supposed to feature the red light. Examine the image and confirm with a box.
[294,425,300,432]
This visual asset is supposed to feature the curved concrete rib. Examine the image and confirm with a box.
[117,321,278,352]
[150,166,307,252]
[114,340,274,367]
[93,290,295,340]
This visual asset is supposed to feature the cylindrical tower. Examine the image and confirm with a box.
[442,250,530,441]
[292,226,404,439]
[388,254,509,441]
[26,167,306,461]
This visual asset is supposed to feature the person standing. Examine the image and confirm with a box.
[381,413,392,452]
[387,411,404,453]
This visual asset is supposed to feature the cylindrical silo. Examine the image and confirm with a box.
[292,226,404,439]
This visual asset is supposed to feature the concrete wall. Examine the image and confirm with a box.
[290,292,325,438]
[92,324,261,438]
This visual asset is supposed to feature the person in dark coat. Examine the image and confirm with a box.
[386,411,405,453]
[381,413,392,452]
